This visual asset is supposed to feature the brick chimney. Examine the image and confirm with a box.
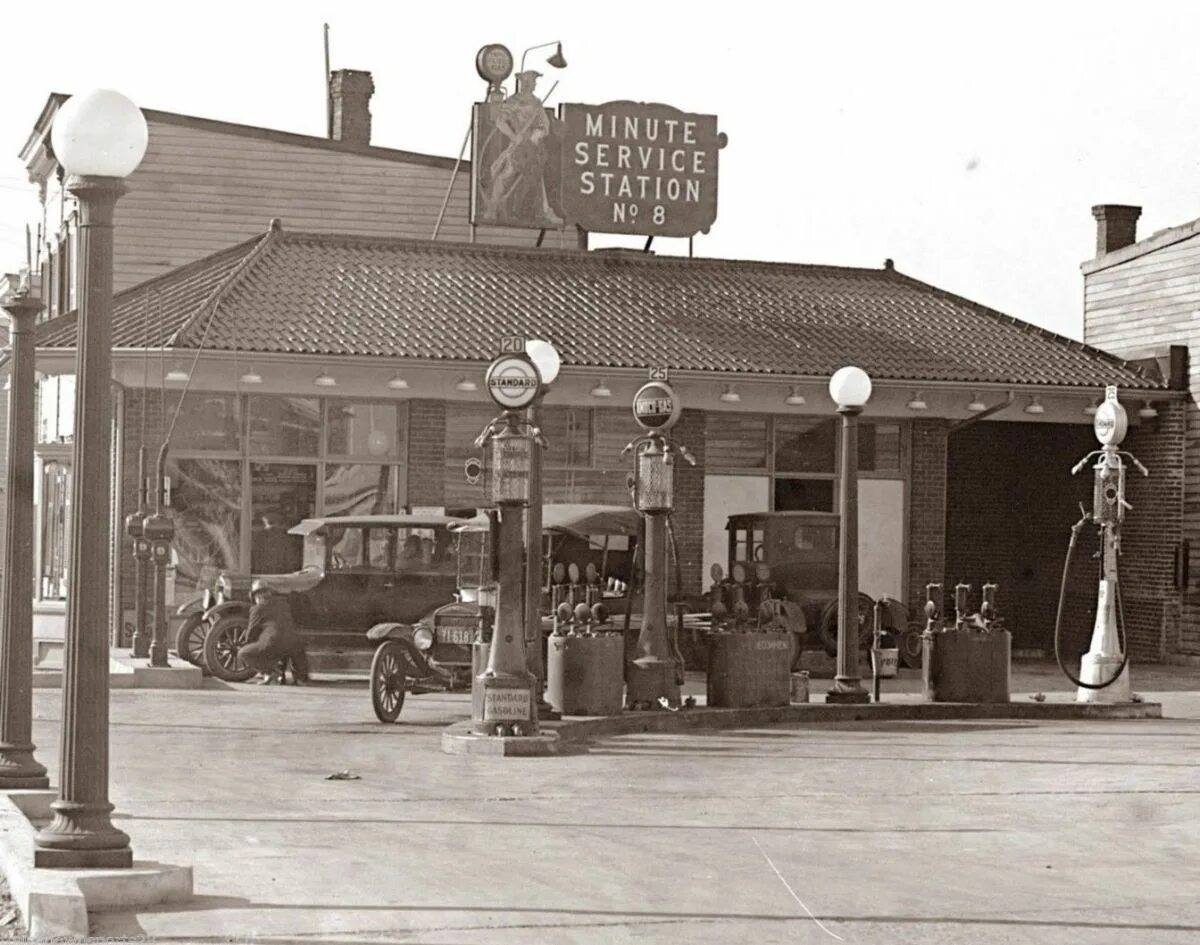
[329,70,375,147]
[1092,204,1142,256]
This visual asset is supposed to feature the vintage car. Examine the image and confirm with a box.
[368,503,642,722]
[717,511,920,668]
[175,513,467,682]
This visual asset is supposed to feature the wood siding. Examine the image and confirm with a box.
[1084,236,1198,652]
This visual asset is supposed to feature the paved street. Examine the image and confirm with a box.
[17,664,1200,944]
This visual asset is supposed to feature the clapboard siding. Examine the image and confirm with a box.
[96,119,538,293]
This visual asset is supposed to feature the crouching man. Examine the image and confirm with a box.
[243,579,310,684]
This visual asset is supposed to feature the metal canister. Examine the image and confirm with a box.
[546,633,624,716]
[706,630,792,708]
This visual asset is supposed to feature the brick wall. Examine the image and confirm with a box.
[407,400,446,509]
[670,408,706,598]
[1120,399,1186,658]
[908,418,948,621]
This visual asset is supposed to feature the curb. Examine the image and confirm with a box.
[0,792,192,940]
[538,697,1164,745]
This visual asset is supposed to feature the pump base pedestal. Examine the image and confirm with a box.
[1076,653,1131,703]
[470,672,538,736]
[625,658,680,709]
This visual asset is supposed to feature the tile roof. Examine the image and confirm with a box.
[35,226,1162,389]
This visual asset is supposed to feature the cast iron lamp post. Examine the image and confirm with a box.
[524,338,560,720]
[34,88,147,868]
[0,288,50,790]
[827,365,871,705]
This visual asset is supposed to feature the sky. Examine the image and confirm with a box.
[2,0,1199,341]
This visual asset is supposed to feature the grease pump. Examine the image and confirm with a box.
[623,371,695,709]
[1055,386,1147,703]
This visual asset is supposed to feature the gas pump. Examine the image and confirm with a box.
[1054,386,1147,702]
[125,446,151,659]
[623,374,696,709]
[143,442,174,668]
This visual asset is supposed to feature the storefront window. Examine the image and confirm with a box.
[166,458,242,599]
[248,396,320,456]
[859,422,902,474]
[706,412,768,469]
[39,459,71,599]
[542,406,592,467]
[327,401,401,458]
[167,393,242,452]
[773,478,835,512]
[324,464,398,516]
[775,417,836,474]
[249,463,315,573]
[37,376,75,444]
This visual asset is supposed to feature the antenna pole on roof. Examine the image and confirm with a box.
[324,23,332,139]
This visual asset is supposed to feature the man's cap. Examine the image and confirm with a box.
[517,70,542,82]
[251,579,272,596]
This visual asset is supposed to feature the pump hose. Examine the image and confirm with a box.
[1053,514,1129,689]
[664,513,687,674]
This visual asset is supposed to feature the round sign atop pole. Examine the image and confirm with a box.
[485,353,541,410]
[633,380,682,431]
[1093,398,1128,447]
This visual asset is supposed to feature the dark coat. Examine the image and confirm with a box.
[241,596,307,677]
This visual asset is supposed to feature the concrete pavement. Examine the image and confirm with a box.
[5,662,1199,943]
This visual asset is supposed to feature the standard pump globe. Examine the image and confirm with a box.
[829,365,872,408]
[525,338,561,385]
[51,89,148,179]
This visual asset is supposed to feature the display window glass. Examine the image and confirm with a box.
[248,396,320,457]
[249,463,316,573]
[165,458,242,599]
[324,464,398,516]
[166,393,242,452]
[326,401,401,458]
[774,416,836,474]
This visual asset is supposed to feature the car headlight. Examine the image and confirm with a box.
[413,627,434,650]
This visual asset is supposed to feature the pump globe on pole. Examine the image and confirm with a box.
[35,88,147,868]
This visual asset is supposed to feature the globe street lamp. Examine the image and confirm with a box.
[0,288,50,790]
[827,366,871,705]
[34,89,147,868]
[523,338,560,719]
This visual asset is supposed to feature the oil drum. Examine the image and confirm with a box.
[922,628,1011,702]
[546,633,625,716]
[707,630,792,708]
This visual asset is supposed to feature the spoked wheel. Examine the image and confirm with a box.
[203,613,257,682]
[175,613,209,671]
[818,593,876,657]
[370,641,409,723]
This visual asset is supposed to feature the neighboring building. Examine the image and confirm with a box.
[1083,204,1199,662]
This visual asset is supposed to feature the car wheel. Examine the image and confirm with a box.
[899,622,925,669]
[203,613,257,682]
[371,641,409,723]
[174,613,209,672]
[817,593,875,657]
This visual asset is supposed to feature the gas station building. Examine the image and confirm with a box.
[4,76,1191,665]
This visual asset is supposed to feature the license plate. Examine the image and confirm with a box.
[437,626,475,645]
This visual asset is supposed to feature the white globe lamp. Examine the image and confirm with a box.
[829,365,872,409]
[52,89,148,179]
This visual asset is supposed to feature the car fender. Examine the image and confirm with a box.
[175,595,207,617]
[366,621,414,644]
[370,629,434,678]
[202,600,250,624]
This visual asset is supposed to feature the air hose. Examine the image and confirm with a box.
[1053,511,1129,689]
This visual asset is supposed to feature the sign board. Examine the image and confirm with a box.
[483,687,531,721]
[472,94,565,231]
[485,354,541,410]
[559,101,726,238]
[464,457,483,485]
[499,335,526,353]
[633,380,682,431]
[648,366,670,381]
[1093,386,1128,446]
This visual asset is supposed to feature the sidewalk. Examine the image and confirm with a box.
[3,659,1198,943]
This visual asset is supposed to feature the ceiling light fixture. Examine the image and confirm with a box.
[967,392,987,412]
[239,367,263,385]
[719,385,741,403]
[164,365,189,383]
[456,376,478,393]
[1138,401,1158,420]
[1024,396,1045,415]
[906,391,928,411]
[1083,399,1100,416]
[784,386,806,406]
[387,373,410,391]
[313,370,337,388]
[590,380,612,398]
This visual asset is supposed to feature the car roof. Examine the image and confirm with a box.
[451,504,640,538]
[289,513,469,536]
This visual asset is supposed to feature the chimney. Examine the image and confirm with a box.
[329,69,375,147]
[1092,204,1141,256]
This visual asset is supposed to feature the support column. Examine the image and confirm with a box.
[828,405,868,704]
[0,291,50,790]
[524,397,558,719]
[34,175,132,868]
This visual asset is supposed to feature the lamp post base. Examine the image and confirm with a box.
[625,657,680,709]
[0,749,49,790]
[826,680,870,704]
[35,802,132,869]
